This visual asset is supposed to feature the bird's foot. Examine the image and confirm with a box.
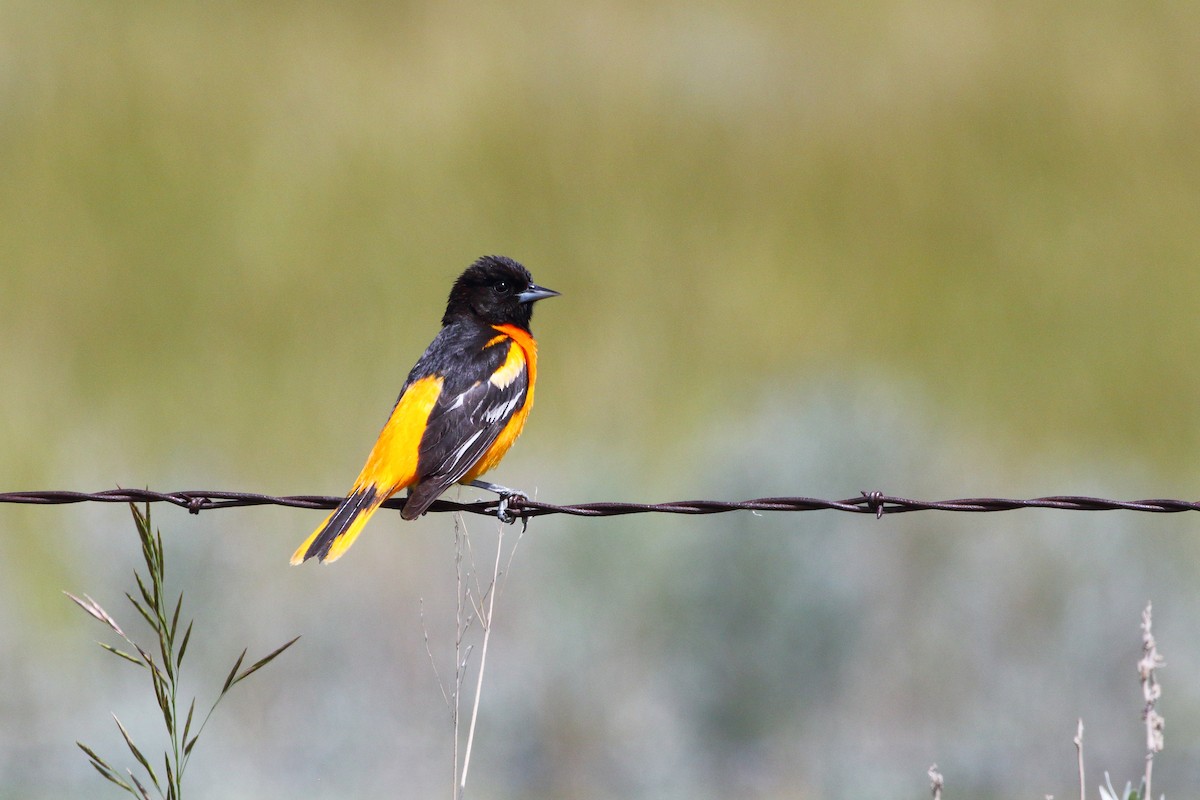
[468,479,529,528]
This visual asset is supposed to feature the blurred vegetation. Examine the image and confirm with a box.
[2,1,1200,797]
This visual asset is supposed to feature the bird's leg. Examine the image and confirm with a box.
[468,479,528,526]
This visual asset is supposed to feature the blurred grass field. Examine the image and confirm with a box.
[2,2,1200,798]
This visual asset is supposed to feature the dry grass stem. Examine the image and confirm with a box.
[928,764,943,800]
[420,599,452,709]
[432,510,520,800]
[1139,602,1165,800]
[1073,718,1084,800]
[458,517,504,799]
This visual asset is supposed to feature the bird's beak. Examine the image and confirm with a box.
[518,283,560,304]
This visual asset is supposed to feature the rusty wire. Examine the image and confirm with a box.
[1,488,1199,520]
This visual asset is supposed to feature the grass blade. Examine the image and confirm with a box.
[128,770,153,800]
[181,698,196,749]
[146,668,173,736]
[176,620,193,670]
[86,759,136,795]
[169,593,183,643]
[220,649,248,696]
[134,572,156,620]
[64,592,128,638]
[112,715,160,791]
[126,593,157,632]
[76,741,111,767]
[133,643,166,683]
[159,630,175,683]
[231,636,301,689]
[98,642,147,669]
[64,591,106,623]
[76,741,137,795]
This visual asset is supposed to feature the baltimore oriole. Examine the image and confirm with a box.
[291,255,558,564]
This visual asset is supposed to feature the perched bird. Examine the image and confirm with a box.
[291,255,558,564]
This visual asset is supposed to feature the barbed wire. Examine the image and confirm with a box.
[1,488,1199,520]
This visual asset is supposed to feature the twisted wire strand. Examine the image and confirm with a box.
[1,488,1198,519]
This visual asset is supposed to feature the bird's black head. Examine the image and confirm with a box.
[443,255,559,330]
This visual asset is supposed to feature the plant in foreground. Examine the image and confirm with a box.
[67,503,298,799]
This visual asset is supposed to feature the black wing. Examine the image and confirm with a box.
[401,340,528,518]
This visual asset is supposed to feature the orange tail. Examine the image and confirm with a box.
[290,485,389,564]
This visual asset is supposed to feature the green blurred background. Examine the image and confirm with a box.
[3,1,1200,797]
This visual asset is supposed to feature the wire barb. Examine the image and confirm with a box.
[2,488,1200,519]
[861,490,885,519]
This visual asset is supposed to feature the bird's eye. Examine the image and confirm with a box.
[493,281,511,295]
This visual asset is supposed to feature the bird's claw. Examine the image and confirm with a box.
[496,491,528,530]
